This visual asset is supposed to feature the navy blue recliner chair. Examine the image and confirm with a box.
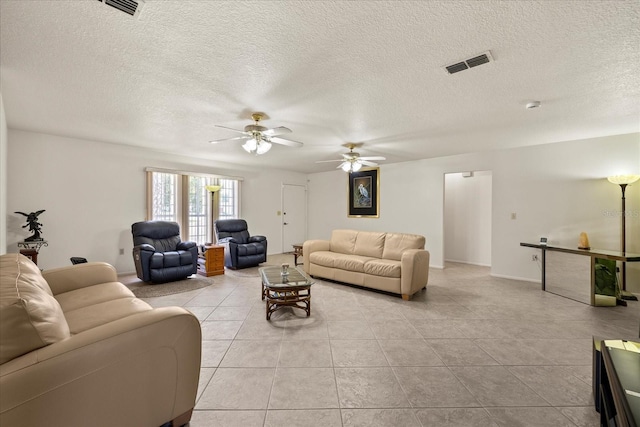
[131,221,198,283]
[214,219,267,269]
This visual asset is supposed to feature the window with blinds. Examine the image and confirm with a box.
[147,170,240,244]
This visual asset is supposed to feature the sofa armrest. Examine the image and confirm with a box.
[218,237,238,244]
[177,241,196,250]
[400,249,430,297]
[134,243,156,252]
[43,262,118,295]
[0,307,201,427]
[302,240,330,273]
[248,235,266,243]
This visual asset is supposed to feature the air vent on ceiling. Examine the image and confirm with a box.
[444,51,493,75]
[445,62,468,74]
[98,0,144,18]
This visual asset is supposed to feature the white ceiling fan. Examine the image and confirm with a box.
[316,143,386,172]
[210,112,303,155]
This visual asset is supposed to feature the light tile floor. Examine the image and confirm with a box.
[126,255,639,427]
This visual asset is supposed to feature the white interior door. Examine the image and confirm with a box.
[282,184,307,253]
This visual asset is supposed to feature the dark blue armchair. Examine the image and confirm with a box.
[131,221,198,283]
[214,219,267,269]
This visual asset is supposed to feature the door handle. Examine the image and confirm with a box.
[284,222,289,225]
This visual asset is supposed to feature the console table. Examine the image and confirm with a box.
[593,340,640,427]
[520,243,640,305]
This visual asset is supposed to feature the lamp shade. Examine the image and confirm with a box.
[205,185,222,192]
[256,140,272,155]
[607,175,640,185]
[340,161,363,173]
[242,138,258,153]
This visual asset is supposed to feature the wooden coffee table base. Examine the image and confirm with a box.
[260,266,314,321]
[263,285,311,320]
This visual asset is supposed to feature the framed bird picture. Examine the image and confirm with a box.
[348,167,379,218]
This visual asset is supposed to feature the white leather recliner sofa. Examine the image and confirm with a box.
[303,229,430,300]
[0,253,201,427]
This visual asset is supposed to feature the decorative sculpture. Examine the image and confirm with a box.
[15,210,46,241]
[578,231,590,250]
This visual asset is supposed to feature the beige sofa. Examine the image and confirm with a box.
[303,229,430,300]
[0,253,201,427]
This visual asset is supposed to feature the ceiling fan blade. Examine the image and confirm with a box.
[209,135,250,144]
[359,160,379,167]
[269,136,304,148]
[263,126,292,136]
[359,156,386,161]
[315,159,344,163]
[214,125,249,135]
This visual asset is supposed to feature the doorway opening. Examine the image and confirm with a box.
[443,171,492,267]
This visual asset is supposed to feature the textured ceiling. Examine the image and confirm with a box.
[1,0,639,173]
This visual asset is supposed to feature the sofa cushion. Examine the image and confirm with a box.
[309,251,340,268]
[64,298,152,334]
[364,259,402,278]
[382,233,425,261]
[333,254,375,273]
[55,282,136,313]
[0,254,71,364]
[353,231,386,258]
[330,230,357,255]
[237,242,266,256]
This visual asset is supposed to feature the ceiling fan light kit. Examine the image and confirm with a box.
[317,143,386,173]
[210,112,303,155]
[242,136,272,155]
[341,161,362,173]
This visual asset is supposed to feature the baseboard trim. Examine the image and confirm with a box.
[118,270,137,276]
[490,272,540,284]
[445,259,491,267]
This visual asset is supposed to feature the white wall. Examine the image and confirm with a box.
[308,133,640,292]
[444,171,492,266]
[6,129,639,291]
[0,94,7,255]
[6,129,307,272]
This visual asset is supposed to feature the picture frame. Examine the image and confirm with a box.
[348,167,379,218]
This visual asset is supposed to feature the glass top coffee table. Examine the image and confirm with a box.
[260,266,314,320]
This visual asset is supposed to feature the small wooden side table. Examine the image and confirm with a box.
[198,245,225,277]
[19,248,39,264]
[18,240,48,266]
[292,243,303,266]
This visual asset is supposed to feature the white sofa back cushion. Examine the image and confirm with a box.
[0,254,71,364]
[354,231,386,258]
[330,230,358,255]
[382,233,425,261]
[329,229,425,261]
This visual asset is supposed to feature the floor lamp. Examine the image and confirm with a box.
[206,185,222,243]
[607,174,640,299]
